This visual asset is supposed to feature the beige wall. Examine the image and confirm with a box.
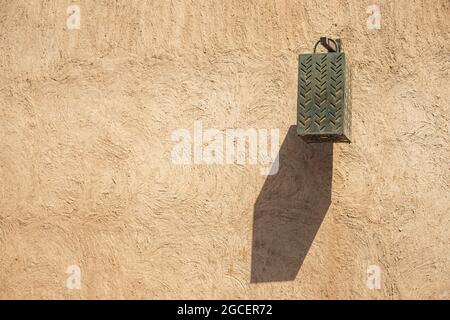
[0,0,449,299]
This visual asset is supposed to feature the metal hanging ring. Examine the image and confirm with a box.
[314,38,340,53]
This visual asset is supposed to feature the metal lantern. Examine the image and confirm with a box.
[297,37,351,143]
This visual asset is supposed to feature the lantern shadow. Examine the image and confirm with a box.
[251,126,333,283]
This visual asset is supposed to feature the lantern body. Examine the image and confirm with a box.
[297,52,351,143]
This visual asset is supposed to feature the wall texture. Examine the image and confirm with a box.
[0,0,449,299]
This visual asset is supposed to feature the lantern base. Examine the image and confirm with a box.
[298,133,351,144]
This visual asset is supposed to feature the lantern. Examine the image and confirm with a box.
[297,37,352,143]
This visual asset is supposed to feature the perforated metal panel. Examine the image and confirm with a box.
[297,51,351,143]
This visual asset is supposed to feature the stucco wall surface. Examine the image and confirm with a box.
[0,0,449,299]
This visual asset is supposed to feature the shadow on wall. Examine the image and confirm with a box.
[251,126,333,283]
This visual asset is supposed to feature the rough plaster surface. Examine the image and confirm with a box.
[0,0,449,299]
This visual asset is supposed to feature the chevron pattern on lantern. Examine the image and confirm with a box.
[329,53,344,132]
[298,55,312,130]
[297,52,350,143]
[313,54,328,132]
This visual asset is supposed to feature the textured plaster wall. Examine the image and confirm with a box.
[0,0,449,299]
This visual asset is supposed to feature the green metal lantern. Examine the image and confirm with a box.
[297,37,352,143]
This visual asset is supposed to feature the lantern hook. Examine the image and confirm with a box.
[314,37,342,53]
